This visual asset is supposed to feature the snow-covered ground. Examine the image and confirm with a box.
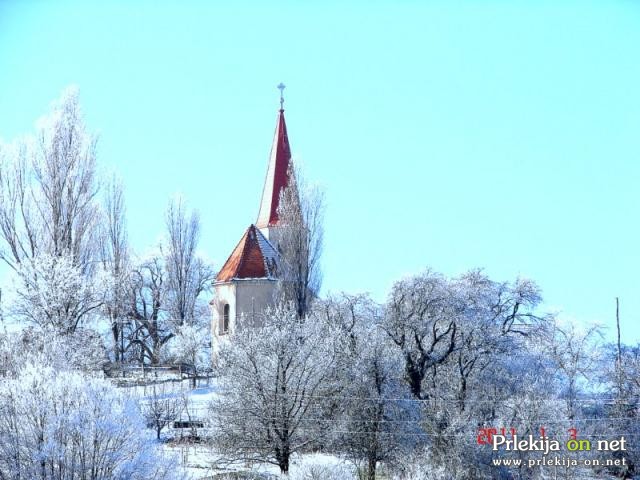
[169,448,355,480]
[120,376,355,479]
[130,378,217,420]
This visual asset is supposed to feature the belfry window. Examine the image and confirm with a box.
[221,304,230,334]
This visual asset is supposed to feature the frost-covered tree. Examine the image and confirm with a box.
[336,320,414,480]
[449,271,548,412]
[164,197,214,327]
[125,198,213,367]
[100,176,132,362]
[210,304,338,474]
[547,320,603,421]
[141,382,183,440]
[127,254,173,365]
[381,269,555,479]
[384,270,458,401]
[0,325,107,375]
[12,252,104,334]
[598,342,640,478]
[484,349,567,478]
[0,364,184,479]
[0,86,100,272]
[611,342,640,411]
[171,323,210,388]
[385,269,549,403]
[275,166,324,319]
[0,87,103,336]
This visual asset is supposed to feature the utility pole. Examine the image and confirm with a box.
[616,297,622,367]
[615,297,623,402]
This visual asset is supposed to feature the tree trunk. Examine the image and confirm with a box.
[405,358,424,399]
[367,454,377,480]
[278,458,289,474]
[112,321,120,363]
[277,444,290,474]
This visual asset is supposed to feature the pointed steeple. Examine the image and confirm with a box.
[256,84,292,231]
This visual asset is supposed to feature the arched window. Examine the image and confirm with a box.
[221,304,230,334]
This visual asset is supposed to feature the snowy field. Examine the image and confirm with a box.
[121,375,627,480]
[124,375,356,479]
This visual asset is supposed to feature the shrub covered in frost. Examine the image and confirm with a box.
[289,462,356,480]
[0,364,184,479]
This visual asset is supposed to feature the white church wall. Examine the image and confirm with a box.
[210,279,278,364]
[235,279,278,328]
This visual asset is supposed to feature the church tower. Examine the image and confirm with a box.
[211,85,293,347]
[256,83,293,248]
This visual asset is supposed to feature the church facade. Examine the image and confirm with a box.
[210,93,293,347]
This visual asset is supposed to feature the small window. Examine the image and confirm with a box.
[221,304,230,334]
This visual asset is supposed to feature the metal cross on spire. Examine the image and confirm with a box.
[277,82,286,111]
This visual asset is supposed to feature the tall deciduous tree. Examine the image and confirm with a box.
[126,198,213,367]
[100,176,131,361]
[275,166,324,319]
[164,197,214,327]
[0,86,100,271]
[127,254,172,365]
[0,87,102,334]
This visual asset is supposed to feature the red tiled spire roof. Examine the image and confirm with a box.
[216,225,278,282]
[256,107,292,229]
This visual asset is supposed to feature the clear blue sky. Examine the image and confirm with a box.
[1,1,638,343]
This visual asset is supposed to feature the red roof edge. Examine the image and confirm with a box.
[215,225,270,282]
